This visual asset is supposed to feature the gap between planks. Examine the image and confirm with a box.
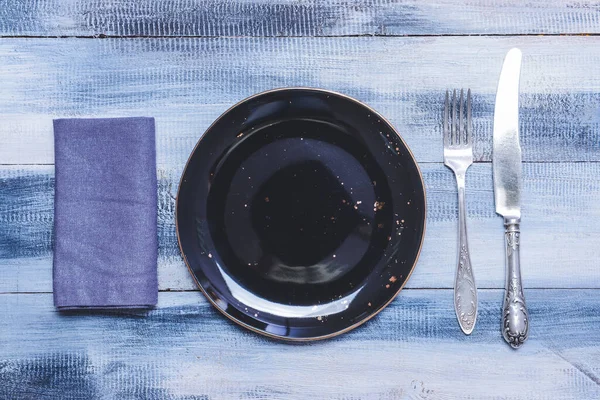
[1,33,600,40]
[2,288,600,295]
[3,160,600,167]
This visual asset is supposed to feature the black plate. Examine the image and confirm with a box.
[176,88,425,340]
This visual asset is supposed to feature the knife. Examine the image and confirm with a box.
[493,48,529,349]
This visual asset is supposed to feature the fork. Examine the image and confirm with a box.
[443,89,477,335]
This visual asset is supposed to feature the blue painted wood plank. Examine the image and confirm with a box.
[0,37,599,164]
[1,290,599,399]
[2,161,600,292]
[1,0,599,37]
[0,5,597,399]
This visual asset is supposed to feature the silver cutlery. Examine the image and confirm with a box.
[493,48,529,348]
[444,88,478,335]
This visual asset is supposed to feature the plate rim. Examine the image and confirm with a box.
[175,87,427,341]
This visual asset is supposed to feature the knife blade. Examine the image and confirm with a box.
[493,48,529,349]
[494,48,522,220]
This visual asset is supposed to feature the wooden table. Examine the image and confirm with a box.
[1,2,600,399]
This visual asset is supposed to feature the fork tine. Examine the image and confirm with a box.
[459,89,464,145]
[451,89,457,145]
[466,88,472,145]
[444,90,449,147]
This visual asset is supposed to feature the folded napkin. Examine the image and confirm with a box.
[53,117,158,310]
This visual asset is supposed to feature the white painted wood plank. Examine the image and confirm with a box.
[1,0,599,37]
[3,162,600,293]
[0,37,599,164]
[1,290,599,399]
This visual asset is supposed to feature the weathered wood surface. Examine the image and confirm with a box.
[3,161,600,293]
[1,0,600,37]
[1,290,600,399]
[1,2,600,399]
[0,37,599,165]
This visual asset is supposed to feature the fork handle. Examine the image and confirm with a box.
[502,219,529,348]
[454,172,477,334]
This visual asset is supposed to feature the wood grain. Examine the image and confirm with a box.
[1,2,599,398]
[1,0,600,37]
[1,289,599,399]
[1,37,599,165]
[3,161,600,293]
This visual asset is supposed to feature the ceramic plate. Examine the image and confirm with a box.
[176,88,426,340]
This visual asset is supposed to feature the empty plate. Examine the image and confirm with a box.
[176,88,425,340]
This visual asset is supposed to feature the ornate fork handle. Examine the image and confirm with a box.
[502,219,529,348]
[454,172,477,334]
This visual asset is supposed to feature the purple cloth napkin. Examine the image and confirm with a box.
[53,117,158,310]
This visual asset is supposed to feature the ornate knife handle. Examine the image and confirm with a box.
[502,219,529,348]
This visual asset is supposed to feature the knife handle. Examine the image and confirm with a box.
[502,219,529,348]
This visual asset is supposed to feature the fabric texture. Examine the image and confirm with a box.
[53,117,158,310]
